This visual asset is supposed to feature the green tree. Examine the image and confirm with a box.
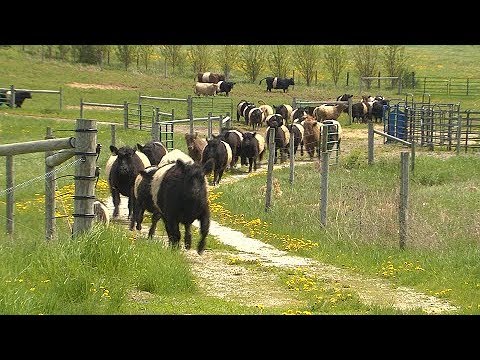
[323,45,348,86]
[138,45,156,71]
[267,45,290,78]
[56,45,71,61]
[187,45,213,74]
[72,45,102,64]
[160,45,184,75]
[239,45,266,83]
[116,45,137,71]
[381,45,407,88]
[217,45,240,80]
[351,45,380,90]
[293,45,319,86]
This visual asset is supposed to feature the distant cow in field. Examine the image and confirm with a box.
[185,132,208,163]
[0,90,32,108]
[201,135,232,186]
[197,72,225,83]
[215,81,235,96]
[136,140,168,165]
[105,145,151,219]
[194,82,217,96]
[259,77,295,93]
[241,131,265,172]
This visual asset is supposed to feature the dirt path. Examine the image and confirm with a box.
[107,157,458,314]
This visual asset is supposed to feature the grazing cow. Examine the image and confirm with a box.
[185,132,208,163]
[197,72,225,83]
[241,131,265,172]
[259,77,295,92]
[312,103,348,122]
[0,90,32,108]
[220,129,244,168]
[105,145,151,219]
[302,115,321,159]
[245,106,263,131]
[265,123,290,164]
[371,96,389,123]
[136,140,168,165]
[322,119,343,151]
[194,82,217,96]
[215,81,235,96]
[237,100,254,122]
[201,135,232,186]
[287,122,305,157]
[274,104,293,123]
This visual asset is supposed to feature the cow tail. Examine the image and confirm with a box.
[258,78,266,85]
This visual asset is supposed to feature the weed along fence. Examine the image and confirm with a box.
[0,119,99,240]
[1,85,63,110]
[292,97,353,125]
[382,94,480,152]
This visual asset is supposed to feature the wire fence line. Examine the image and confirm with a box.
[0,157,82,196]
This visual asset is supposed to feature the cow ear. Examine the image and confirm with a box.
[110,145,118,154]
[137,143,143,151]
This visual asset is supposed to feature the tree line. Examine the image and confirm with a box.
[18,45,409,89]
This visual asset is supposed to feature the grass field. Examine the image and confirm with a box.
[1,45,480,315]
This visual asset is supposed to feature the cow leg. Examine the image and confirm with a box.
[165,219,181,249]
[135,207,146,231]
[197,212,210,255]
[127,195,134,220]
[111,188,121,218]
[252,157,257,172]
[184,223,192,250]
[148,211,162,239]
[248,158,253,173]
[217,168,225,184]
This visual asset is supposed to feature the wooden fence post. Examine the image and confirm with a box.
[348,97,353,125]
[265,127,275,212]
[456,115,462,155]
[188,95,194,135]
[111,124,116,147]
[6,155,14,235]
[10,85,15,108]
[368,121,374,165]
[72,119,97,238]
[80,98,84,118]
[399,151,409,250]
[123,101,128,130]
[45,127,56,241]
[320,127,329,227]
[59,87,63,111]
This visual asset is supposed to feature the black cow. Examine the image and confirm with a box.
[287,122,304,157]
[202,135,232,186]
[237,100,254,122]
[240,132,265,172]
[136,140,168,165]
[220,129,244,168]
[259,77,295,92]
[0,90,32,108]
[265,123,290,164]
[215,81,235,96]
[371,96,389,123]
[105,145,151,219]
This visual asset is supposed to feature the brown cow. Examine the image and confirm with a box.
[197,72,225,83]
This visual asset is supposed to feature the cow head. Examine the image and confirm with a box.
[289,78,295,86]
[110,145,137,175]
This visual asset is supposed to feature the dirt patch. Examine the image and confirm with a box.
[65,105,123,111]
[66,82,138,90]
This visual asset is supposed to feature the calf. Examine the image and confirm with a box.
[194,82,217,96]
[197,72,225,83]
[136,140,168,165]
[105,145,151,219]
[241,131,265,172]
[185,132,208,163]
[259,76,295,93]
[302,115,321,159]
[215,81,235,96]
